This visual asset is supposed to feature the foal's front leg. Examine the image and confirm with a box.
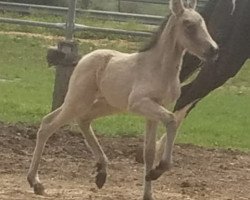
[129,97,177,181]
[143,120,158,200]
[147,119,177,181]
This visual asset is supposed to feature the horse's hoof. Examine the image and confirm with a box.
[33,183,45,195]
[95,171,107,189]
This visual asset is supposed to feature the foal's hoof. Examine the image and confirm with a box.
[143,196,154,200]
[33,183,45,195]
[145,161,171,181]
[146,169,163,181]
[95,162,107,189]
[27,176,45,195]
[95,171,107,189]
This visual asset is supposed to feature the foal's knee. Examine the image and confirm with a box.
[165,113,176,126]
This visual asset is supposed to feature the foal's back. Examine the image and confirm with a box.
[67,49,137,109]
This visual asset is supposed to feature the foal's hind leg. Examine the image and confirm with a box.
[27,104,94,195]
[77,120,108,189]
[27,106,68,195]
[77,98,119,189]
[27,63,99,195]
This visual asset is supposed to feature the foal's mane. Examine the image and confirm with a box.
[139,16,169,52]
[139,0,219,53]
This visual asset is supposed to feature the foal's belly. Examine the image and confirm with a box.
[99,60,135,110]
[100,74,181,110]
[100,77,133,110]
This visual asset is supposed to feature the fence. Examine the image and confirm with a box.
[0,0,208,37]
[118,0,208,12]
[0,0,208,109]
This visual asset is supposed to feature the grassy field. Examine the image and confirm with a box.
[0,33,249,151]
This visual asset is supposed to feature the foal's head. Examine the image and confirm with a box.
[170,0,218,61]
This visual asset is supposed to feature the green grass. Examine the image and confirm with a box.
[0,35,53,122]
[0,33,139,121]
[0,33,250,151]
[178,88,250,150]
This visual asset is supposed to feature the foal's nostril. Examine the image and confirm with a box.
[204,45,219,61]
[209,46,219,56]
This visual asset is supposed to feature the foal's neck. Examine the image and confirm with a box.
[148,16,185,76]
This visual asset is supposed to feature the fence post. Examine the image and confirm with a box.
[48,0,79,111]
[118,0,121,12]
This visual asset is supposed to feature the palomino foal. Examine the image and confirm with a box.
[27,0,218,199]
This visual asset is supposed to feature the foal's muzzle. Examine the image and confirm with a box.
[205,45,219,61]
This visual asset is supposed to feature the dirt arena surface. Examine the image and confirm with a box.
[0,122,249,200]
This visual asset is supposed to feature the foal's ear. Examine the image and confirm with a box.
[188,0,197,10]
[170,0,185,16]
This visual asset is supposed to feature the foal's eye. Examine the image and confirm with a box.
[183,20,197,35]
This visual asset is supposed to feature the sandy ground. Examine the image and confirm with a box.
[0,122,249,200]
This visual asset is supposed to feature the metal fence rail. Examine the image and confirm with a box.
[0,0,208,37]
[0,1,162,37]
[0,17,65,29]
[0,1,165,25]
[120,0,208,5]
[118,0,208,11]
[121,0,167,4]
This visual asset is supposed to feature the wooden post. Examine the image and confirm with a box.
[118,0,121,12]
[48,0,79,111]
[51,41,79,110]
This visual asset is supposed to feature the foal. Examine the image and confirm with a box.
[27,0,218,199]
